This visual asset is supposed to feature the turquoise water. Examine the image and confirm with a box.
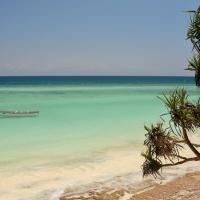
[0,76,199,199]
[0,81,198,166]
[0,85,161,163]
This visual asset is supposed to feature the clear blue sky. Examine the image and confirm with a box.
[0,0,199,76]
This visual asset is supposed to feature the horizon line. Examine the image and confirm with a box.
[0,75,194,77]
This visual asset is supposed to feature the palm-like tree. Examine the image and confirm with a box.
[187,55,200,85]
[142,88,200,177]
[186,6,200,86]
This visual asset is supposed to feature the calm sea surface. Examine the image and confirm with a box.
[0,76,198,200]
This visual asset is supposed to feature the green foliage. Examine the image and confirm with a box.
[187,6,200,50]
[144,123,181,160]
[186,54,200,85]
[142,152,162,178]
[159,89,200,132]
[142,89,200,177]
[186,6,200,86]
[142,122,182,177]
[187,55,200,72]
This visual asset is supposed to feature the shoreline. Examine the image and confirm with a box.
[59,136,200,200]
[0,148,144,200]
[59,170,200,200]
[133,171,200,200]
[1,140,199,200]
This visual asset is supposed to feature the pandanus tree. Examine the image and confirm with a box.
[142,88,200,177]
[186,6,200,86]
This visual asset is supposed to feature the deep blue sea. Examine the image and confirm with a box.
[0,76,194,85]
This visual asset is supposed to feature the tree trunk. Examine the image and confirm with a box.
[182,122,200,157]
[195,72,200,87]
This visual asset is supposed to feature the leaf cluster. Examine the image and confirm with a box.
[187,6,200,51]
[144,123,181,159]
[159,89,200,133]
[186,6,200,86]
[142,151,162,178]
[142,123,182,177]
[142,89,200,177]
[187,54,200,74]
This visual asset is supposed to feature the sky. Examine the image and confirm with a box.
[0,0,199,76]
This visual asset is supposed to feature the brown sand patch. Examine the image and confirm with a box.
[132,172,200,200]
[60,172,200,200]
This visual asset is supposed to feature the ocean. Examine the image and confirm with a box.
[0,76,198,200]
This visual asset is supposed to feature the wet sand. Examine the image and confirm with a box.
[133,171,200,200]
[59,137,200,200]
[60,171,200,200]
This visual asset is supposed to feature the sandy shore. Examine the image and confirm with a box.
[59,136,200,200]
[133,171,200,200]
[59,171,200,200]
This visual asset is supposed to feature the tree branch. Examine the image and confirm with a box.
[163,156,200,167]
[175,140,200,148]
[170,154,188,160]
[193,143,200,148]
